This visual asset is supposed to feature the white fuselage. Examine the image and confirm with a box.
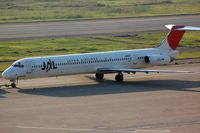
[2,47,176,80]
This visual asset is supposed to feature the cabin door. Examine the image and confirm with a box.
[25,60,35,75]
[132,54,138,66]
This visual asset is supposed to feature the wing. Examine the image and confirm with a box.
[97,68,191,74]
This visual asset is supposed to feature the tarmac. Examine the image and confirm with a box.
[0,63,199,133]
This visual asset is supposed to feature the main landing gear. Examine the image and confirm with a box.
[115,73,124,82]
[95,73,124,82]
[95,73,104,80]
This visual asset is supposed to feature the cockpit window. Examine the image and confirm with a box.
[12,62,24,68]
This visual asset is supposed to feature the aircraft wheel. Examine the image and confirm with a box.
[96,73,104,80]
[115,73,124,82]
[11,83,16,88]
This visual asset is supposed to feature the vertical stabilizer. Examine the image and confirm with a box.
[159,25,185,50]
[159,24,200,50]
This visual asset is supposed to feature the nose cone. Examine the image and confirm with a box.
[2,70,10,79]
[2,68,16,80]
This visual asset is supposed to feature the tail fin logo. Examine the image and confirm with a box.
[167,26,185,50]
[159,24,200,50]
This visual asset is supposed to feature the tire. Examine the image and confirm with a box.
[115,74,124,82]
[11,83,16,88]
[96,73,104,80]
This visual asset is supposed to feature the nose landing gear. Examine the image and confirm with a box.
[11,82,16,88]
[10,80,17,88]
[0,80,17,88]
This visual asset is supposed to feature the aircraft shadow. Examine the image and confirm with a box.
[18,78,200,97]
[0,89,9,98]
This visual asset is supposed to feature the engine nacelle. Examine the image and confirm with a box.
[144,55,171,65]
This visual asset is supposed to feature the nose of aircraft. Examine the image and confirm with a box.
[2,68,14,80]
[2,69,9,79]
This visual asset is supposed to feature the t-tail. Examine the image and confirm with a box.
[159,24,200,50]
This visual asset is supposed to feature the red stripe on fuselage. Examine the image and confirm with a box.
[167,26,185,50]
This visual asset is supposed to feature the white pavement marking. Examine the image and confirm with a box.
[16,126,170,133]
[134,129,171,133]
[16,126,132,132]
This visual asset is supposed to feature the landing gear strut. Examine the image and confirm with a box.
[115,73,124,82]
[95,73,104,80]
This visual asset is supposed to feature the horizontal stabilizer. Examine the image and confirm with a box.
[165,24,200,31]
[176,26,200,31]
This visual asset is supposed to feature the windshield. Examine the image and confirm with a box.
[12,62,24,68]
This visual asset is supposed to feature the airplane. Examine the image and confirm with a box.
[2,24,200,88]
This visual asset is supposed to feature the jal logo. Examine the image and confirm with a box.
[41,59,57,72]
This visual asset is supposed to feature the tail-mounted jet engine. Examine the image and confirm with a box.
[144,55,171,65]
